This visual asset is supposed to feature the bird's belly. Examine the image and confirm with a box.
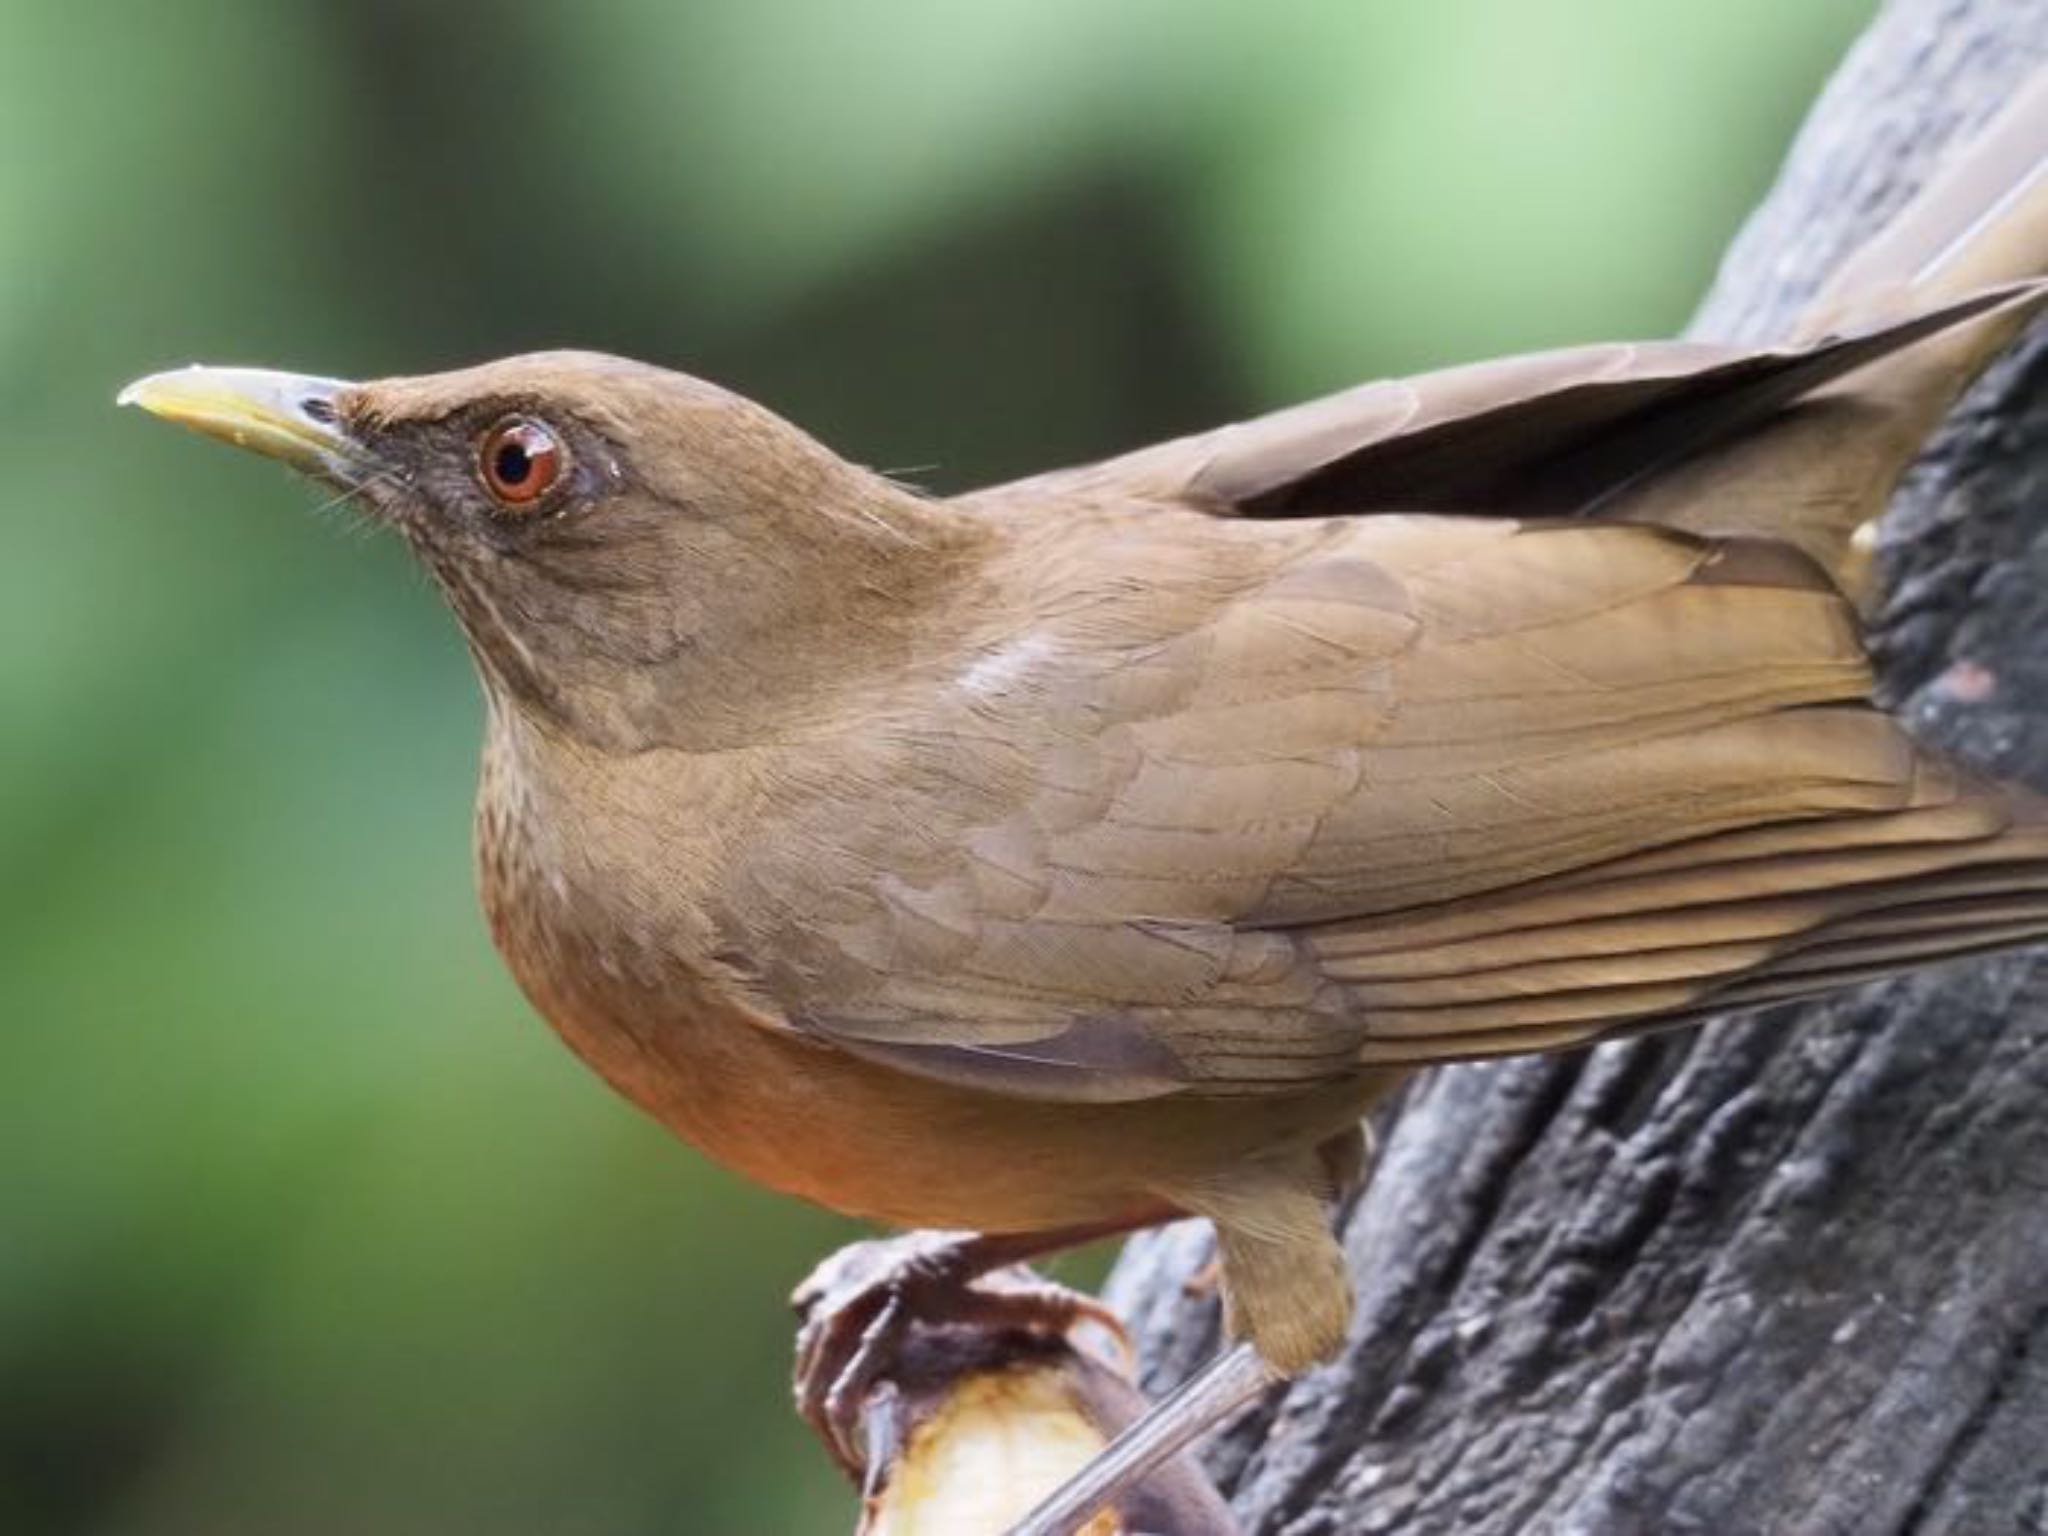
[513,946,1377,1232]
[475,776,1385,1231]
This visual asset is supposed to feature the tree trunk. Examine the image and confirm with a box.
[1102,3,2048,1531]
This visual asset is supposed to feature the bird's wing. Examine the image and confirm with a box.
[732,512,2048,1101]
[970,69,2048,560]
[966,287,2030,525]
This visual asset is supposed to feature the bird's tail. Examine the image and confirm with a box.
[1624,69,2048,589]
[1802,67,2048,336]
[1795,63,2048,478]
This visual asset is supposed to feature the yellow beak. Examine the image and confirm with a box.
[118,365,364,478]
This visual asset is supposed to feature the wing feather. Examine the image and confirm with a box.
[729,511,2048,1100]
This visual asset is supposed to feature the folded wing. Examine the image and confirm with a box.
[752,511,2048,1101]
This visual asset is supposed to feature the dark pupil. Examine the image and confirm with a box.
[493,439,533,486]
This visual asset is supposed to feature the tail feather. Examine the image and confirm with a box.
[1807,68,2048,330]
[1615,72,2048,589]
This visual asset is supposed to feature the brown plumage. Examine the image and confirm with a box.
[124,67,2048,1426]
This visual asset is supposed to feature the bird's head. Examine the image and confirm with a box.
[121,356,976,751]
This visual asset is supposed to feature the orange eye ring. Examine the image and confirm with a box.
[477,417,564,507]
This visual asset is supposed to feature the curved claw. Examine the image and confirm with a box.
[794,1253,923,1475]
[823,1289,910,1472]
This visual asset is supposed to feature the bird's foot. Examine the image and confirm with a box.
[791,1229,1131,1479]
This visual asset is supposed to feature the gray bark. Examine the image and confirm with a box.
[1103,3,2048,1531]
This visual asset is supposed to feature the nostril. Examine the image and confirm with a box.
[301,395,337,424]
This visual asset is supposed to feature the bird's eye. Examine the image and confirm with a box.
[476,417,564,507]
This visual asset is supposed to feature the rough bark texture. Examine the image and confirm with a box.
[1102,3,2048,1531]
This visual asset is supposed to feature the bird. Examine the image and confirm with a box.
[124,65,2048,1533]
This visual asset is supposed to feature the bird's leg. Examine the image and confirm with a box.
[790,1217,1154,1478]
[1179,1121,1371,1303]
[1013,1134,1369,1532]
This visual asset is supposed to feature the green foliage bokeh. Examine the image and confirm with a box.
[3,2,1871,1530]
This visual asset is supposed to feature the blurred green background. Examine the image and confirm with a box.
[5,2,1873,1531]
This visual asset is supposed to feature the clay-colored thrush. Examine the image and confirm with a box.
[126,66,2048,1525]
